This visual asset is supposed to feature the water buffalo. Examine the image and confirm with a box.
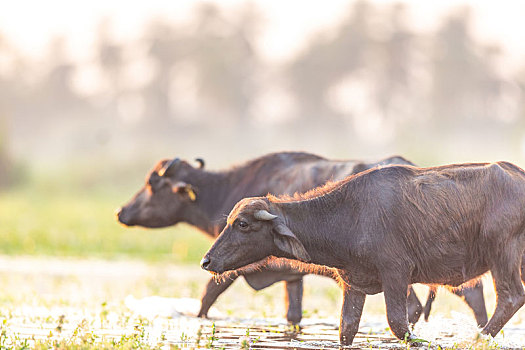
[202,161,525,345]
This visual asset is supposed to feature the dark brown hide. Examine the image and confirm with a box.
[203,161,525,345]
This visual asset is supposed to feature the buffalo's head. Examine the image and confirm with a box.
[200,197,310,274]
[116,157,204,228]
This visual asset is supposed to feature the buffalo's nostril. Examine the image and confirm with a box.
[200,256,211,270]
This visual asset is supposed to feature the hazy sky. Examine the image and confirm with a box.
[1,0,524,66]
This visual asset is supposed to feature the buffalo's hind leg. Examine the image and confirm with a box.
[284,278,303,325]
[522,256,525,284]
[198,276,238,318]
[482,254,525,337]
[339,285,366,346]
[422,287,436,321]
[452,281,488,327]
[407,286,423,324]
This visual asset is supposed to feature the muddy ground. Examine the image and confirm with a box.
[0,256,524,349]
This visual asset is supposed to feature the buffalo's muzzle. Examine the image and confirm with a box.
[200,256,211,270]
[116,207,134,226]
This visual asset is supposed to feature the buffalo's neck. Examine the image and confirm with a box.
[274,195,354,269]
[186,169,258,238]
[186,215,222,238]
[179,170,227,237]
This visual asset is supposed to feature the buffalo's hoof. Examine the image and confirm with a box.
[339,334,355,347]
[474,332,496,347]
[286,313,302,326]
[404,333,429,347]
[286,323,301,333]
[340,339,352,347]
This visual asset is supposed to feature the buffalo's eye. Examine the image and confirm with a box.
[147,177,167,192]
[237,220,249,229]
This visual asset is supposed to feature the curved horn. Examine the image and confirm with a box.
[159,157,180,176]
[254,210,278,221]
[194,158,205,169]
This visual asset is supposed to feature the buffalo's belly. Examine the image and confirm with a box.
[411,257,489,287]
[337,267,382,295]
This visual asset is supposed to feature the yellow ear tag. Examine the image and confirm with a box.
[186,187,196,201]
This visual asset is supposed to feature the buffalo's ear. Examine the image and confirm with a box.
[172,182,197,201]
[183,184,197,201]
[273,222,311,262]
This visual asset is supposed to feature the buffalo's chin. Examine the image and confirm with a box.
[126,219,178,229]
[204,261,235,275]
[118,221,135,227]
[135,223,169,229]
[220,259,261,275]
[117,216,135,227]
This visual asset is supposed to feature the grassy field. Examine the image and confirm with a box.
[0,182,211,263]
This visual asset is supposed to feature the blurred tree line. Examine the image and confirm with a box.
[0,1,524,182]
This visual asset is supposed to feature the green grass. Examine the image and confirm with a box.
[0,184,212,263]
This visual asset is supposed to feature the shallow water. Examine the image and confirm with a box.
[4,312,525,349]
[162,315,525,349]
[0,256,524,349]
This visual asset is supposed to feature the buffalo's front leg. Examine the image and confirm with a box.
[453,281,488,327]
[339,285,366,346]
[284,278,303,324]
[382,271,417,342]
[198,276,238,317]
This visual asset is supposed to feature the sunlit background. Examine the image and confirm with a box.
[1,2,525,347]
[1,0,525,259]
